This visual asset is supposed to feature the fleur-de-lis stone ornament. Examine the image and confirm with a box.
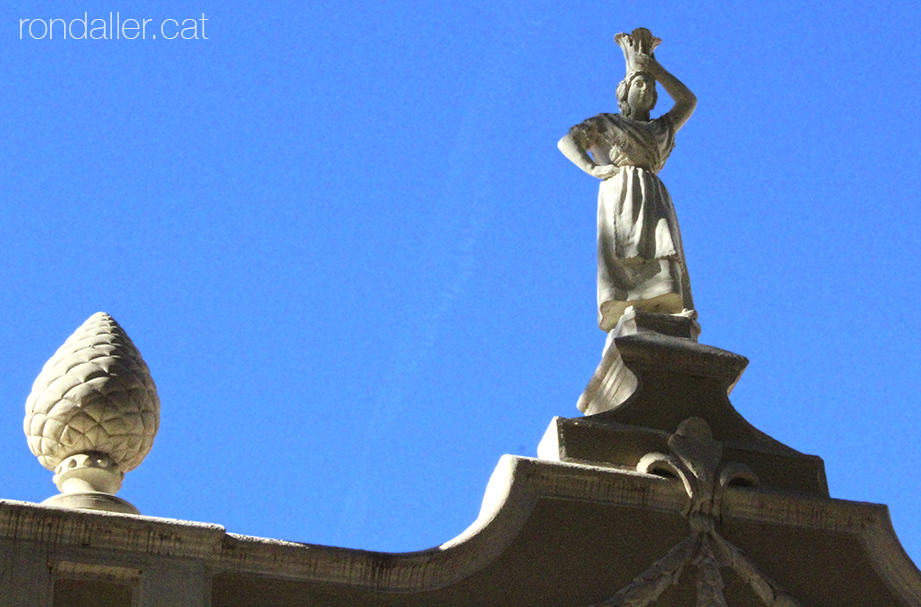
[23,312,160,514]
[591,418,800,607]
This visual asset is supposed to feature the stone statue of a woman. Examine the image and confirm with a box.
[558,28,696,333]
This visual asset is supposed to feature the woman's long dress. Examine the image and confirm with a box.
[569,112,694,331]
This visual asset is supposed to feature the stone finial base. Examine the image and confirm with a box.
[41,492,140,515]
[53,453,124,494]
[612,306,700,340]
[42,452,138,514]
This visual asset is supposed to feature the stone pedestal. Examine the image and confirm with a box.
[577,307,702,415]
[543,318,828,496]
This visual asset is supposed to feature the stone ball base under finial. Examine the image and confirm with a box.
[42,492,139,514]
[53,452,124,494]
[42,452,140,514]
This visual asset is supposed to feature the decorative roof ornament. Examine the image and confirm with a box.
[558,26,700,414]
[23,312,160,514]
[592,418,801,607]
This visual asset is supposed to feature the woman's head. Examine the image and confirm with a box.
[617,72,657,119]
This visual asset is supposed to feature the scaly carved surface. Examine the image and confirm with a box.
[23,312,159,472]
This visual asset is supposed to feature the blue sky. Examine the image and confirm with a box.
[3,1,921,566]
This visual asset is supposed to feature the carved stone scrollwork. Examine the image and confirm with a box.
[590,418,800,607]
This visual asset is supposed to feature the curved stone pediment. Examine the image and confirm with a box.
[3,449,920,606]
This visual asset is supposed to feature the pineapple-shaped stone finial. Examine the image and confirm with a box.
[23,312,160,514]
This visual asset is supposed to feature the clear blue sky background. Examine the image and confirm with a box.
[3,1,921,565]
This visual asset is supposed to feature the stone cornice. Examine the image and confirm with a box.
[3,455,920,601]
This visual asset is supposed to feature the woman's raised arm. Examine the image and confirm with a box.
[639,55,696,130]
